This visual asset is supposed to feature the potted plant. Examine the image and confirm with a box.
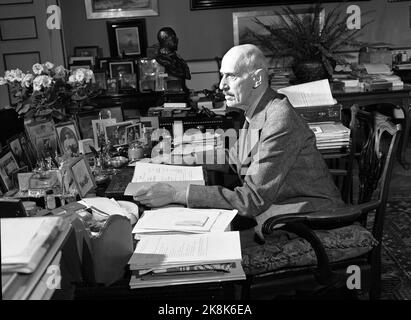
[251,3,371,83]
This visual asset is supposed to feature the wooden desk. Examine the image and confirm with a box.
[333,85,411,169]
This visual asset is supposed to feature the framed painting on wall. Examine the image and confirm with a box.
[233,8,325,56]
[85,0,158,19]
[107,19,147,58]
[191,0,369,10]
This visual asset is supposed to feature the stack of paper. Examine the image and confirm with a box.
[124,163,205,196]
[1,217,64,274]
[278,79,337,108]
[132,207,237,239]
[128,231,245,289]
[309,122,351,150]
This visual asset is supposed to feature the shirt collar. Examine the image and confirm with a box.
[245,89,266,123]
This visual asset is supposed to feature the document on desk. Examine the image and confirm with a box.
[132,207,237,234]
[128,231,242,270]
[124,162,205,196]
[278,79,337,108]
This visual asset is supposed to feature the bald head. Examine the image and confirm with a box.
[223,44,268,75]
[219,44,269,109]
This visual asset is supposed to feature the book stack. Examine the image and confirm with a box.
[127,231,245,289]
[309,122,351,151]
[270,70,291,92]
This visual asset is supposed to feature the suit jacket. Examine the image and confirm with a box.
[187,88,345,240]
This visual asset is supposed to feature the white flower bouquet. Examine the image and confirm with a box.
[0,62,96,119]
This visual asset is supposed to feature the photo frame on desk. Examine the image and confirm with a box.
[104,121,133,147]
[18,132,37,170]
[69,56,95,67]
[69,157,96,199]
[55,121,81,155]
[109,60,135,79]
[107,19,147,58]
[25,119,58,158]
[76,110,100,140]
[0,147,19,193]
[92,118,117,150]
[7,134,30,169]
[74,46,100,58]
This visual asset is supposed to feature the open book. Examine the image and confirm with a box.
[124,162,205,196]
[278,79,337,108]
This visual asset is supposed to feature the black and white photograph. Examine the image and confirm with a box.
[91,118,117,150]
[55,121,81,155]
[2,0,411,304]
[69,156,95,198]
[104,121,133,147]
[125,123,141,144]
[0,148,19,193]
[25,120,59,158]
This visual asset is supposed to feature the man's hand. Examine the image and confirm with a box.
[133,183,187,208]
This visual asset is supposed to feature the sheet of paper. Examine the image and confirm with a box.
[78,197,127,216]
[278,79,336,108]
[131,162,204,183]
[128,231,242,269]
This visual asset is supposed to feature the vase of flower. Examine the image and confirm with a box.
[0,62,95,121]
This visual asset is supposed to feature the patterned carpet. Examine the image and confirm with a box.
[379,197,411,300]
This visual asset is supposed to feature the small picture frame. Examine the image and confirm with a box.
[107,19,147,58]
[0,148,20,193]
[55,121,81,155]
[25,119,59,158]
[140,116,159,129]
[107,78,119,94]
[94,72,107,90]
[7,135,29,169]
[69,65,91,72]
[92,118,117,150]
[98,57,110,71]
[109,60,135,79]
[125,123,142,144]
[78,139,95,155]
[18,132,37,170]
[74,46,100,58]
[69,56,95,66]
[104,121,134,147]
[69,156,96,198]
[76,110,100,140]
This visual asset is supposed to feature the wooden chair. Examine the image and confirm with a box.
[240,106,402,300]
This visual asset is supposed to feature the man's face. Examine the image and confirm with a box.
[219,51,254,109]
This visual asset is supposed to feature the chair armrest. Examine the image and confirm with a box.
[261,200,380,236]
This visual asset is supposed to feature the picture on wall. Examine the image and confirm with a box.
[55,121,81,155]
[107,19,147,58]
[85,0,159,19]
[233,8,325,56]
[74,46,100,57]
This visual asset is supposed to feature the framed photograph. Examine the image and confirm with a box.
[25,119,59,158]
[104,121,133,147]
[10,166,28,191]
[92,118,117,150]
[69,157,96,198]
[107,19,147,58]
[55,121,81,155]
[233,8,325,56]
[70,65,91,72]
[85,0,158,19]
[140,116,159,129]
[18,132,37,169]
[107,78,119,94]
[69,56,95,67]
[109,60,135,79]
[0,148,19,193]
[78,139,95,155]
[125,123,142,144]
[74,46,100,57]
[93,72,107,90]
[7,135,29,169]
[100,106,124,122]
[76,111,100,140]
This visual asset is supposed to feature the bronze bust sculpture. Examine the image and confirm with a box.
[155,27,191,92]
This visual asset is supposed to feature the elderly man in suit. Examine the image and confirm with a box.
[133,44,344,240]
